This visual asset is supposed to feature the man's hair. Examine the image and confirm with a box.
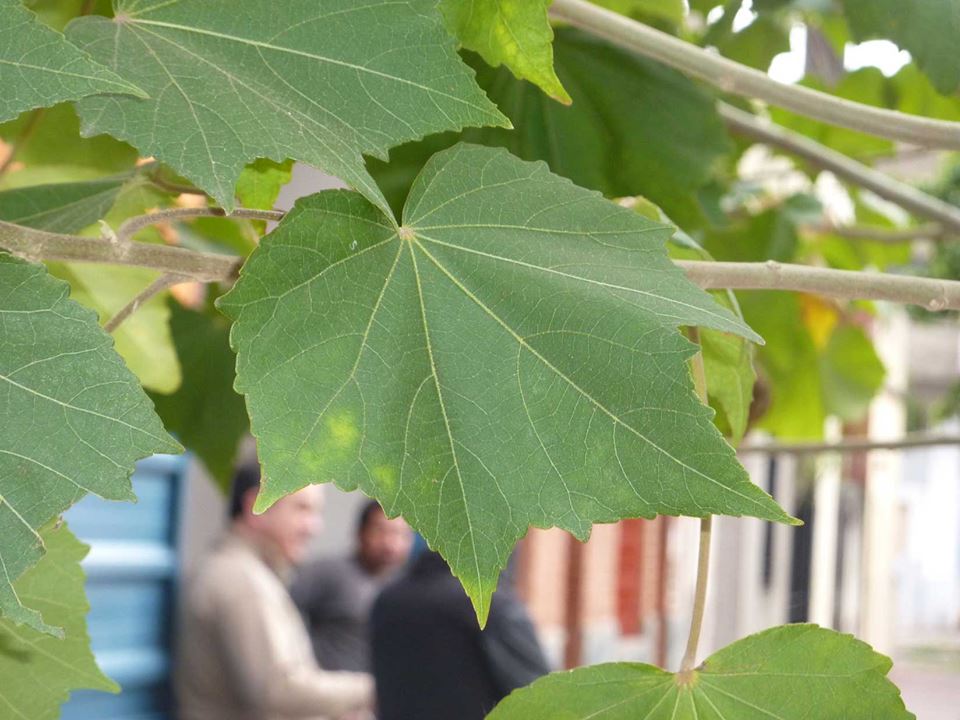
[357,499,385,534]
[229,464,262,519]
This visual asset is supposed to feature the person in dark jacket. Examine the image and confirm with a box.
[370,549,550,720]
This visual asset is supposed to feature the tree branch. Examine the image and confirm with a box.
[803,222,946,244]
[104,273,183,333]
[550,0,960,150]
[720,104,960,235]
[677,260,960,311]
[3,210,960,310]
[0,219,240,281]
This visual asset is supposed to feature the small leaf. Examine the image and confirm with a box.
[0,0,145,124]
[220,144,793,624]
[0,254,179,633]
[0,175,127,233]
[67,0,508,215]
[441,0,570,104]
[488,625,915,719]
[819,324,885,422]
[0,523,117,719]
[0,103,139,188]
[48,263,183,394]
[151,301,248,492]
[843,0,960,95]
[236,158,294,212]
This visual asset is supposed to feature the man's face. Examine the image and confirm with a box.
[249,485,323,564]
[358,507,412,575]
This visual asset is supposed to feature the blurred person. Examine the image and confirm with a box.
[370,549,550,720]
[291,500,412,672]
[176,465,374,720]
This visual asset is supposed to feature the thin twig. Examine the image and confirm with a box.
[680,327,712,675]
[720,104,960,235]
[803,222,946,244]
[677,259,960,311]
[739,433,960,455]
[550,0,960,149]
[104,273,183,333]
[116,207,285,244]
[0,108,44,179]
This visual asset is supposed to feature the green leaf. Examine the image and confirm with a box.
[649,202,756,444]
[220,143,793,623]
[701,324,755,443]
[48,263,182,393]
[843,0,960,95]
[441,0,570,104]
[0,254,179,633]
[0,523,118,719]
[151,301,248,492]
[0,0,145,124]
[0,175,126,232]
[819,324,885,421]
[739,292,823,438]
[738,290,884,439]
[369,28,732,228]
[488,624,915,719]
[236,158,294,212]
[67,0,508,215]
[0,103,139,188]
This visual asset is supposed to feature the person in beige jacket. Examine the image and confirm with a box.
[176,465,374,720]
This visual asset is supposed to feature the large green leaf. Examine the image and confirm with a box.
[66,0,508,215]
[0,254,179,634]
[220,144,793,622]
[151,301,248,492]
[369,29,731,227]
[488,625,914,719]
[441,0,570,104]
[0,176,126,232]
[842,0,960,95]
[0,0,144,124]
[0,523,117,719]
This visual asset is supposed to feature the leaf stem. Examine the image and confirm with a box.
[680,327,712,675]
[719,104,960,235]
[549,0,960,149]
[104,273,183,332]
